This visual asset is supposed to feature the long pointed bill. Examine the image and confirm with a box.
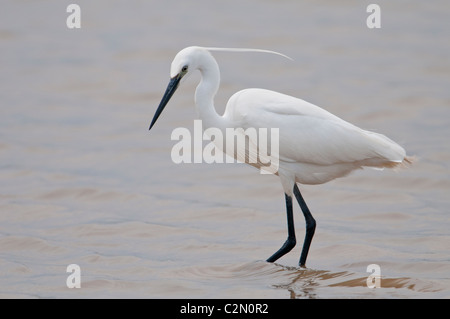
[149,75,181,130]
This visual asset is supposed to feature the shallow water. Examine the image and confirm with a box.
[0,0,449,298]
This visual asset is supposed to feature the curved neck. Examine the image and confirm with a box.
[194,53,227,129]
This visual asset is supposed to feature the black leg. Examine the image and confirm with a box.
[293,184,316,267]
[266,193,297,263]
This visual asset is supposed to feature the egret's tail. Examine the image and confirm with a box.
[362,130,414,170]
[383,155,415,169]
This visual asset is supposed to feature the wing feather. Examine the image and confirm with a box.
[224,88,406,168]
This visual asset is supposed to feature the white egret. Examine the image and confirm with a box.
[149,46,412,267]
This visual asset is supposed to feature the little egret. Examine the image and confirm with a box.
[149,46,412,267]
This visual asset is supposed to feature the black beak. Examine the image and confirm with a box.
[149,75,182,130]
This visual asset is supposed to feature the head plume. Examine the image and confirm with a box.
[203,46,293,61]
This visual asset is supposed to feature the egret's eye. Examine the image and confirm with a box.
[181,65,188,73]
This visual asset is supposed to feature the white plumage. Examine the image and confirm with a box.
[225,88,409,188]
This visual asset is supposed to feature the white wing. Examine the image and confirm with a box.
[224,88,406,168]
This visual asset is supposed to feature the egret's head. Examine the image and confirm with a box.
[169,46,205,78]
[149,46,210,130]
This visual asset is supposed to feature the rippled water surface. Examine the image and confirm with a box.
[1,0,449,298]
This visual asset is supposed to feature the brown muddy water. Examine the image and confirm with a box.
[0,1,449,298]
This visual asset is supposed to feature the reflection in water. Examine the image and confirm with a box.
[176,260,445,299]
[275,267,324,299]
[275,268,346,299]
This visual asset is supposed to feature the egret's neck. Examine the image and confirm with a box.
[194,55,226,129]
